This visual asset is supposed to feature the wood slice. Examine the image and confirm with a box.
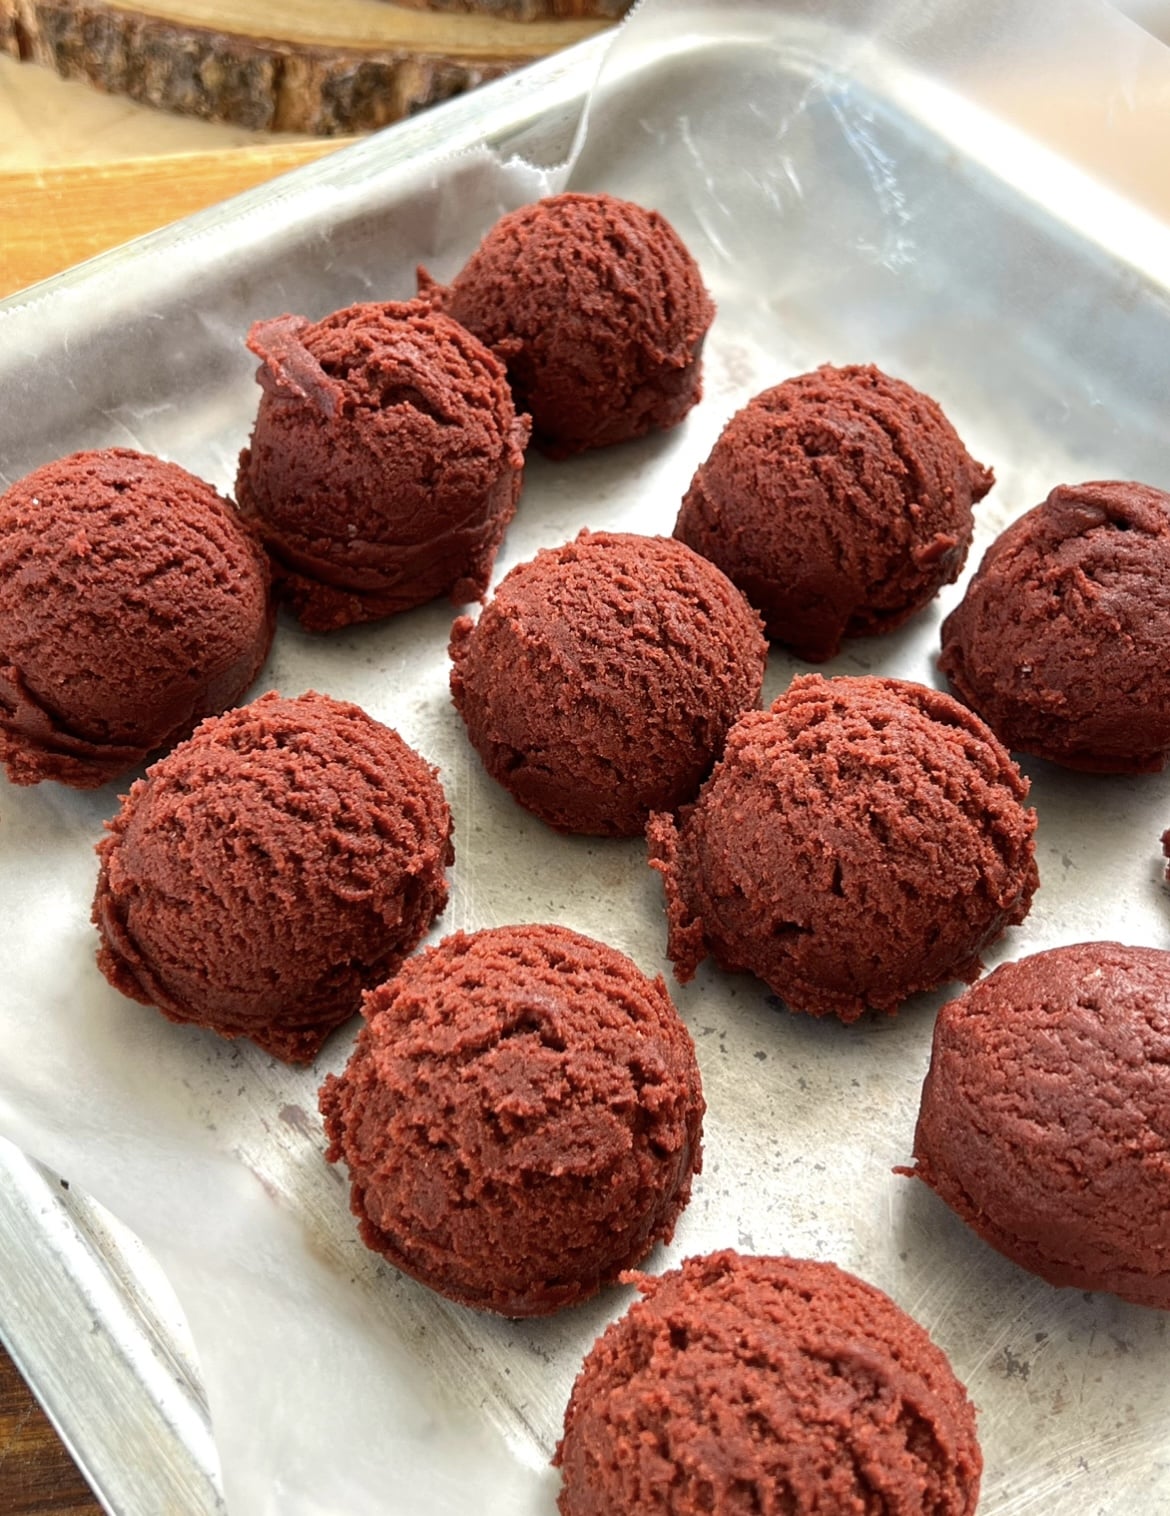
[388,0,631,20]
[0,0,612,134]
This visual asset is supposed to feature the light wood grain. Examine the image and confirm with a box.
[0,141,350,296]
[0,0,609,132]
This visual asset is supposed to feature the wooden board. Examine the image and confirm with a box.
[0,141,350,296]
[0,0,611,133]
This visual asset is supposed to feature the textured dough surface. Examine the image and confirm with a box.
[648,674,1038,1019]
[450,530,767,836]
[319,923,704,1316]
[94,690,453,1062]
[555,1250,982,1516]
[423,192,714,457]
[676,364,992,662]
[910,941,1170,1308]
[939,480,1170,771]
[0,448,273,788]
[237,299,529,631]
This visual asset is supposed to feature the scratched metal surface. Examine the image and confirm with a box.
[1,8,1170,1512]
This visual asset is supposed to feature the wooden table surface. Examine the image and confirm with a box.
[1,1344,102,1515]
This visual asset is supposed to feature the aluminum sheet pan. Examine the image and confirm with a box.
[2,3,1170,1512]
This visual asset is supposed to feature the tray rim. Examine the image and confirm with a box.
[0,1141,224,1515]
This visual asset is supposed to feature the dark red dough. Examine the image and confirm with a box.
[236,299,529,632]
[319,924,704,1317]
[909,942,1170,1309]
[675,364,993,662]
[939,480,1170,772]
[94,690,453,1063]
[0,449,273,789]
[449,530,767,837]
[420,192,714,458]
[555,1250,982,1516]
[647,674,1038,1020]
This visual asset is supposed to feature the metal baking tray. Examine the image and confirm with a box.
[2,9,1170,1513]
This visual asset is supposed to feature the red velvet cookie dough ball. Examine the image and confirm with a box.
[421,192,714,457]
[675,365,993,662]
[94,691,453,1063]
[940,481,1170,772]
[909,942,1170,1309]
[449,531,767,837]
[555,1250,982,1516]
[648,674,1038,1020]
[236,299,529,632]
[319,924,704,1317]
[0,449,273,789]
